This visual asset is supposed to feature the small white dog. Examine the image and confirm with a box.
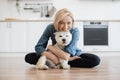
[36,31,72,70]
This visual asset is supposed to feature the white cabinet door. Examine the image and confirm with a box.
[26,22,51,52]
[109,22,120,51]
[74,22,84,50]
[0,22,27,52]
[10,22,27,52]
[0,22,10,52]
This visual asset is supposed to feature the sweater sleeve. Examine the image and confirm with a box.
[65,27,82,56]
[35,24,52,56]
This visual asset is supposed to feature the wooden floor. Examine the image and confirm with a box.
[0,55,120,80]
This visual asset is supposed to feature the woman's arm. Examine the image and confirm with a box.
[41,51,59,64]
[47,45,81,61]
[35,24,54,56]
[47,45,70,60]
[65,28,81,56]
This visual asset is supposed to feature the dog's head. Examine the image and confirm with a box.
[54,31,72,47]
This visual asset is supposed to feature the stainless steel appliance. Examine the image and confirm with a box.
[83,21,108,45]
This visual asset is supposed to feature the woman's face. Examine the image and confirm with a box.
[58,16,73,32]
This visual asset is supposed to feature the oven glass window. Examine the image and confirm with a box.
[83,22,108,45]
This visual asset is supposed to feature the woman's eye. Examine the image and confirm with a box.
[59,21,64,24]
[68,22,71,25]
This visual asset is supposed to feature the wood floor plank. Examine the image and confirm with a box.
[0,56,120,80]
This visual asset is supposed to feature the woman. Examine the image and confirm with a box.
[25,8,100,68]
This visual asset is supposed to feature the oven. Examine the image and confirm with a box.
[83,21,108,45]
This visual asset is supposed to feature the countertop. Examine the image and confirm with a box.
[0,19,120,22]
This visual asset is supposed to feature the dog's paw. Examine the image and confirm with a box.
[62,64,70,69]
[36,65,49,70]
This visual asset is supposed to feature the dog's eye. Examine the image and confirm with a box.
[59,35,62,37]
[66,35,68,37]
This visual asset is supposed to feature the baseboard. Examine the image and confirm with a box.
[0,52,27,57]
[83,51,120,56]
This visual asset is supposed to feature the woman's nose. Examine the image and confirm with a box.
[64,24,68,29]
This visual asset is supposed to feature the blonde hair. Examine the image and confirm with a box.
[54,8,74,31]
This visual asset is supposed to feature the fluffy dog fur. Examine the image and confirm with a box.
[36,31,72,70]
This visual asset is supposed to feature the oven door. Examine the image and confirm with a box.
[84,22,108,45]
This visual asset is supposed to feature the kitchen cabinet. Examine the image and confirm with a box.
[108,22,120,51]
[74,22,84,50]
[1,20,120,53]
[26,22,52,52]
[10,22,27,52]
[0,22,10,52]
[0,22,27,52]
[0,21,52,53]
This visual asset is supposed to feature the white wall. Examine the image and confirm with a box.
[53,0,120,20]
[0,0,120,20]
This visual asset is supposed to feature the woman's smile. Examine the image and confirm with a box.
[58,16,73,32]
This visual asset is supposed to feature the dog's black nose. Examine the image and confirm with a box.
[62,39,66,42]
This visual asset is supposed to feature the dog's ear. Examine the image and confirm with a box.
[54,32,59,35]
[54,32,57,35]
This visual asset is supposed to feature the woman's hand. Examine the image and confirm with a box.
[69,56,81,61]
